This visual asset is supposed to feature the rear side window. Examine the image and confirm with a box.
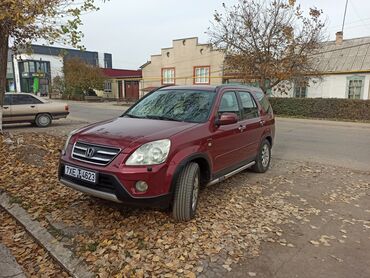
[4,95,11,105]
[12,94,42,105]
[255,91,272,114]
[238,91,259,120]
[218,91,240,118]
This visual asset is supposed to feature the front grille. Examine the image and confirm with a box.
[72,141,121,166]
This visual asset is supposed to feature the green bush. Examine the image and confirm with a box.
[62,88,85,101]
[269,98,370,121]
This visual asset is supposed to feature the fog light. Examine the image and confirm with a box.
[135,181,148,192]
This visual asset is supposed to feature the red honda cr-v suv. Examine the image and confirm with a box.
[59,85,275,221]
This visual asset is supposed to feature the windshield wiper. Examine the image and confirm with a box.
[145,115,180,122]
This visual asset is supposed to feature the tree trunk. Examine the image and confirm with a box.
[0,26,9,133]
[258,79,268,95]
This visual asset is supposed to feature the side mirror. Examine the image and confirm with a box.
[216,112,238,126]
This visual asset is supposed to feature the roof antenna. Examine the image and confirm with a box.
[341,0,349,33]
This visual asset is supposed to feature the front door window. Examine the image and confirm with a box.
[218,91,240,118]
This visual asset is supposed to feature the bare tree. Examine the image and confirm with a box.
[209,0,326,94]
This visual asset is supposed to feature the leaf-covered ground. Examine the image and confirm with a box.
[1,132,369,277]
[0,208,69,277]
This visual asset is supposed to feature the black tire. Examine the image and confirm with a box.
[252,139,271,173]
[35,113,52,127]
[172,162,200,221]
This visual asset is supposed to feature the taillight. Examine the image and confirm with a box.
[65,105,69,111]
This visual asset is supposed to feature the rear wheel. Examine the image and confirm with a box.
[252,139,271,173]
[35,113,52,127]
[172,162,200,221]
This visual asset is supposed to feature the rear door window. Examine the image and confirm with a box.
[255,91,272,114]
[238,91,259,120]
[12,94,43,105]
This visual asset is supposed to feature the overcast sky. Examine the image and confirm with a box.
[76,0,370,69]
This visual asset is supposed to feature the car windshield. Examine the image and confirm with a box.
[124,89,216,123]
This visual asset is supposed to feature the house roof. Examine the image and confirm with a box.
[101,68,142,78]
[314,36,370,73]
[140,61,151,69]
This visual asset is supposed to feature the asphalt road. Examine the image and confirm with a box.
[274,118,370,171]
[66,101,126,122]
[7,101,369,172]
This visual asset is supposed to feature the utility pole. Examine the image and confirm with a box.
[341,0,349,33]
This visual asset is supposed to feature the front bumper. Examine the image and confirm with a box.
[58,163,172,208]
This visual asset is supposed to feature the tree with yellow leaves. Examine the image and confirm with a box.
[0,0,106,131]
[63,57,105,99]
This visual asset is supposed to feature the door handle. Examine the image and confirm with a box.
[259,120,265,127]
[3,106,9,109]
[238,125,246,132]
[30,105,35,108]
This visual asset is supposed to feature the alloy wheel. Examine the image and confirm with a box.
[191,174,199,211]
[261,144,270,168]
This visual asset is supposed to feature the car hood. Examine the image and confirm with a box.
[74,117,197,151]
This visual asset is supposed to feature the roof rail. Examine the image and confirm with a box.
[148,85,174,93]
[216,84,263,92]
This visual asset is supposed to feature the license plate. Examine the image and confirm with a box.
[64,165,97,183]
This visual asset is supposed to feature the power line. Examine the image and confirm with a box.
[328,18,370,30]
[348,0,369,34]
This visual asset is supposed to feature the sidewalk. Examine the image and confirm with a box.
[50,99,130,110]
[0,244,25,278]
[276,116,370,129]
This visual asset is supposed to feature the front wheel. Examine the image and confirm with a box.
[172,162,200,221]
[252,139,271,173]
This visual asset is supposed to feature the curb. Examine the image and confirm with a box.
[0,243,26,278]
[275,116,370,128]
[0,192,94,278]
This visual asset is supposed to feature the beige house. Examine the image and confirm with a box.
[96,68,142,100]
[140,37,225,95]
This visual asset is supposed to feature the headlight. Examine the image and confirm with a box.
[63,129,78,152]
[126,139,171,166]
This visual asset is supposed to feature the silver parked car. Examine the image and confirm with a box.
[3,93,69,127]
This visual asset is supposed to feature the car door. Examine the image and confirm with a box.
[211,91,245,174]
[2,95,12,123]
[10,94,40,122]
[236,91,264,161]
[254,91,275,134]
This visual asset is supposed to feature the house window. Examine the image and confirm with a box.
[294,86,307,98]
[347,77,364,99]
[28,61,35,73]
[104,80,112,92]
[162,68,175,85]
[194,66,210,84]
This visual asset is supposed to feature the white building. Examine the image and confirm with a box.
[275,32,370,100]
[7,44,112,95]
